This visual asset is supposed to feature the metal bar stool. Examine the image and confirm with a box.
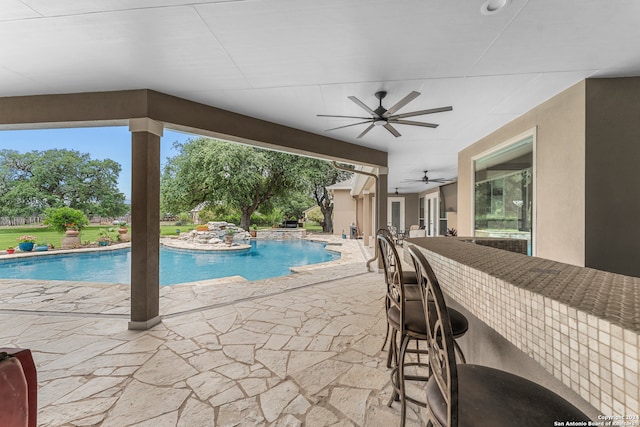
[378,234,469,427]
[377,228,421,369]
[408,246,590,427]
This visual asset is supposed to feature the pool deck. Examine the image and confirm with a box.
[0,236,429,426]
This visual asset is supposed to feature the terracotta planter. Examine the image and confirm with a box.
[65,229,80,237]
[62,229,81,249]
[250,230,257,238]
[224,234,234,244]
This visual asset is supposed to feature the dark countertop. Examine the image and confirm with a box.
[406,237,640,333]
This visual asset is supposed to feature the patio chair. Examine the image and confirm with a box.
[408,246,589,427]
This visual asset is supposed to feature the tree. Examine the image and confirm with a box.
[161,138,305,230]
[0,149,128,220]
[298,158,353,233]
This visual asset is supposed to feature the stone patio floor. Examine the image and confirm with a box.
[0,237,428,426]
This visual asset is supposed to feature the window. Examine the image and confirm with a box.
[474,134,534,253]
[419,197,424,227]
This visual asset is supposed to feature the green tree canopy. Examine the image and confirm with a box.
[297,158,353,232]
[161,138,306,230]
[0,148,128,219]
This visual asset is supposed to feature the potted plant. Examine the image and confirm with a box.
[16,235,37,252]
[250,224,257,238]
[97,232,111,246]
[224,228,235,244]
[43,207,89,234]
[43,207,89,249]
[34,242,49,251]
[6,247,15,254]
[117,221,128,234]
[116,221,131,242]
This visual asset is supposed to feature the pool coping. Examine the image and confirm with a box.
[0,236,371,318]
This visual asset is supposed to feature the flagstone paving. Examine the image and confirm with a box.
[0,237,428,426]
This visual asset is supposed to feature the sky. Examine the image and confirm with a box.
[0,126,195,200]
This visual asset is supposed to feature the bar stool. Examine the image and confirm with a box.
[408,247,589,427]
[378,234,468,427]
[377,228,420,368]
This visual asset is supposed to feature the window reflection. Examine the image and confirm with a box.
[474,136,533,253]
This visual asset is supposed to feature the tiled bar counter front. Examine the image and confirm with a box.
[406,237,639,420]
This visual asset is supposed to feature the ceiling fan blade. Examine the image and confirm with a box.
[391,119,439,128]
[325,120,373,131]
[317,114,373,120]
[356,123,375,139]
[348,96,377,116]
[383,91,420,117]
[384,123,401,137]
[390,106,453,119]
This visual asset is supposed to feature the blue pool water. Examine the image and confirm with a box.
[0,240,340,285]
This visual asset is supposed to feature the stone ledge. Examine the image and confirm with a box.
[160,238,250,251]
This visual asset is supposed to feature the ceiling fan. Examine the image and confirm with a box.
[318,91,452,138]
[404,170,452,184]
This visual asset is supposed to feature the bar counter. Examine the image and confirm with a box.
[406,237,639,420]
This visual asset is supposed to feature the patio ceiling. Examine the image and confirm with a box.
[2,0,640,192]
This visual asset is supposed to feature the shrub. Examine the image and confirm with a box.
[306,206,323,223]
[175,212,192,226]
[43,207,90,233]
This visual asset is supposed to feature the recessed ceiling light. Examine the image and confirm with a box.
[480,0,511,15]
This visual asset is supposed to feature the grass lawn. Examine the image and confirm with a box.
[1,221,326,251]
[0,225,119,249]
[302,221,323,232]
[0,224,197,249]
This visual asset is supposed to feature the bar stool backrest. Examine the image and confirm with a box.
[408,246,459,427]
[377,231,406,334]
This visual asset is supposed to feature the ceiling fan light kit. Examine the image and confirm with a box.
[318,90,452,138]
[480,0,511,15]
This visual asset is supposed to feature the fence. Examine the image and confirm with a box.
[0,215,132,227]
[0,217,42,226]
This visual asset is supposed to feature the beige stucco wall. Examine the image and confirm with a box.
[458,81,586,266]
[331,189,356,236]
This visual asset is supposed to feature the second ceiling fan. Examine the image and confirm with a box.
[318,90,452,138]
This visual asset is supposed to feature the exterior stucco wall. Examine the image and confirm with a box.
[585,78,640,277]
[403,193,420,228]
[331,189,356,236]
[458,81,586,266]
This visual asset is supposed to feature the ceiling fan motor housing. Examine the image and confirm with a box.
[318,90,452,138]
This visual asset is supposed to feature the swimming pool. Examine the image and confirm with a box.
[0,240,340,285]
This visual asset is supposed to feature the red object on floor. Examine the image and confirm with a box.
[0,348,37,427]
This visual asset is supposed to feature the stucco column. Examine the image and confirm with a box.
[376,169,388,270]
[376,168,388,231]
[128,118,163,330]
[363,191,371,246]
